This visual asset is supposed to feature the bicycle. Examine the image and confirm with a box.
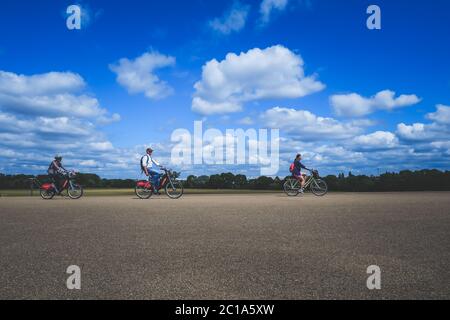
[33,171,83,200]
[283,169,328,197]
[135,168,184,200]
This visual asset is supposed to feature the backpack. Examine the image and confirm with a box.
[47,161,57,175]
[47,162,54,175]
[289,163,295,173]
[140,155,147,173]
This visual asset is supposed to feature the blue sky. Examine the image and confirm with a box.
[0,0,449,178]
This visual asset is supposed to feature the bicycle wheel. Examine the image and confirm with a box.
[165,180,184,199]
[135,184,152,199]
[68,184,83,199]
[283,179,299,196]
[311,179,328,196]
[40,188,56,200]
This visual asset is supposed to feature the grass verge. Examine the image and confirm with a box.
[0,188,282,197]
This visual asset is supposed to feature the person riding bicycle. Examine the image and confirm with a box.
[141,148,164,194]
[291,154,311,193]
[47,155,68,194]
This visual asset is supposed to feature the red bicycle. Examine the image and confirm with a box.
[135,168,183,199]
[32,171,83,200]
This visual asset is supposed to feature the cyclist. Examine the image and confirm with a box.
[292,154,311,193]
[141,148,164,194]
[47,155,68,194]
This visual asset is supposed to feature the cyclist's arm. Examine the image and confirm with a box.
[299,162,308,170]
[53,161,65,173]
[152,158,161,167]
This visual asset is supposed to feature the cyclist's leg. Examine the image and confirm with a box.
[294,174,305,188]
[55,174,65,193]
[300,173,306,188]
[49,174,60,192]
[149,169,161,189]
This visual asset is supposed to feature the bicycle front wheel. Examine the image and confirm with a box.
[283,179,299,196]
[165,180,184,199]
[68,184,83,199]
[311,179,328,196]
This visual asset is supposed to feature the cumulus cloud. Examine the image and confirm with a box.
[330,89,421,117]
[426,104,450,125]
[396,122,449,142]
[0,70,121,175]
[352,131,399,150]
[430,141,450,154]
[110,51,175,100]
[259,0,289,24]
[237,116,255,125]
[0,71,118,121]
[209,2,250,35]
[192,45,325,115]
[0,71,84,95]
[260,104,448,174]
[260,107,362,140]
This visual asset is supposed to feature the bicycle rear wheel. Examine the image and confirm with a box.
[311,179,328,196]
[135,184,152,199]
[40,188,56,200]
[283,179,299,196]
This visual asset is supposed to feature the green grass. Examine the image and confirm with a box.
[0,188,281,197]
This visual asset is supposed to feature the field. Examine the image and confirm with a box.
[0,192,449,299]
[0,188,281,197]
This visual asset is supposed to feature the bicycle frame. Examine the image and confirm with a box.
[287,174,317,191]
[144,169,177,190]
[40,174,76,193]
[61,177,77,191]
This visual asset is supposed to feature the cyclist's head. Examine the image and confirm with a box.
[296,154,301,160]
[146,148,153,155]
[54,155,62,161]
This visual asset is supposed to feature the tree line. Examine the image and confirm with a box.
[1,169,450,191]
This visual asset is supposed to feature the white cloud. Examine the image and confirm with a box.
[0,70,121,176]
[312,145,366,165]
[430,141,450,154]
[110,51,175,100]
[79,160,100,167]
[260,107,362,139]
[209,2,250,35]
[259,0,288,24]
[330,89,421,117]
[396,123,428,141]
[352,131,399,150]
[0,71,115,120]
[0,71,85,96]
[88,141,114,151]
[237,116,255,125]
[192,45,325,115]
[426,104,450,125]
[0,93,108,118]
[396,122,449,142]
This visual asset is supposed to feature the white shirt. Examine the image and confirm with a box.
[141,154,160,170]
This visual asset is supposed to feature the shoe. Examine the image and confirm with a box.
[299,188,304,194]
